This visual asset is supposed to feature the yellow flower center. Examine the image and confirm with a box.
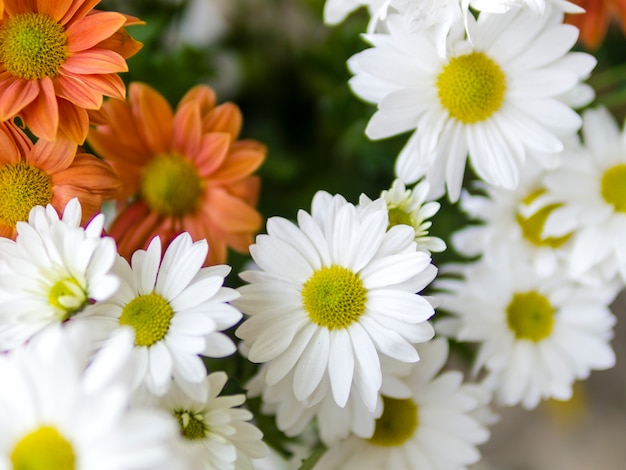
[48,277,88,320]
[140,154,204,218]
[369,396,419,447]
[506,291,554,342]
[0,12,68,80]
[0,160,52,228]
[436,51,506,124]
[516,190,570,248]
[387,205,416,230]
[174,409,207,441]
[301,265,367,330]
[600,164,626,213]
[119,292,175,347]
[11,425,76,470]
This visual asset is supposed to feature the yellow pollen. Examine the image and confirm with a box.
[140,154,204,218]
[0,12,68,80]
[601,164,626,213]
[506,291,554,342]
[517,190,570,248]
[369,396,419,447]
[0,160,52,228]
[48,277,88,320]
[119,292,175,347]
[387,205,415,230]
[174,409,207,441]
[301,265,367,330]
[436,51,506,124]
[11,425,76,470]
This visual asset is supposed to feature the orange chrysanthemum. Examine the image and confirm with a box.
[0,0,142,143]
[567,0,626,49]
[0,120,120,238]
[87,82,266,266]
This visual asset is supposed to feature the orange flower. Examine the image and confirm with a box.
[0,120,120,238]
[0,0,142,143]
[87,82,266,266]
[567,0,626,49]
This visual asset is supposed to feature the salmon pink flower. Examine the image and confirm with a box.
[567,0,626,49]
[0,0,142,143]
[87,82,266,266]
[0,120,120,238]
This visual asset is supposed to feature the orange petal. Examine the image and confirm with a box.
[63,49,128,74]
[97,97,148,150]
[87,127,149,167]
[205,187,263,232]
[60,0,99,26]
[0,75,39,120]
[0,222,17,240]
[96,26,143,60]
[57,99,89,143]
[110,202,161,260]
[79,73,125,100]
[207,140,266,183]
[51,184,102,223]
[29,137,77,173]
[130,82,173,154]
[21,78,59,141]
[4,0,35,16]
[36,0,73,22]
[221,231,254,254]
[171,102,202,157]
[52,153,121,196]
[202,102,242,139]
[178,85,216,115]
[194,132,231,176]
[54,72,102,108]
[66,11,127,52]
[0,123,22,164]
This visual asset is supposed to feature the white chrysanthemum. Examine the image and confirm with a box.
[542,106,626,283]
[247,353,416,446]
[86,233,242,399]
[153,372,267,470]
[437,252,618,409]
[313,338,492,470]
[360,179,446,254]
[451,159,576,277]
[0,198,119,351]
[349,6,595,200]
[325,0,462,56]
[0,323,186,470]
[465,0,584,16]
[235,191,436,413]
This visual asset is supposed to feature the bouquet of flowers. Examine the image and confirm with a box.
[0,0,624,469]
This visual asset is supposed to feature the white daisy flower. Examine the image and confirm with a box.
[235,191,436,413]
[465,0,584,16]
[437,252,618,409]
[349,5,595,200]
[247,354,415,446]
[542,106,626,283]
[313,338,492,470]
[0,198,119,351]
[86,233,242,399]
[152,372,267,470]
[451,159,574,277]
[360,179,446,254]
[0,323,185,470]
[325,0,462,56]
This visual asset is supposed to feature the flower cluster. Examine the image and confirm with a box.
[0,0,624,469]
